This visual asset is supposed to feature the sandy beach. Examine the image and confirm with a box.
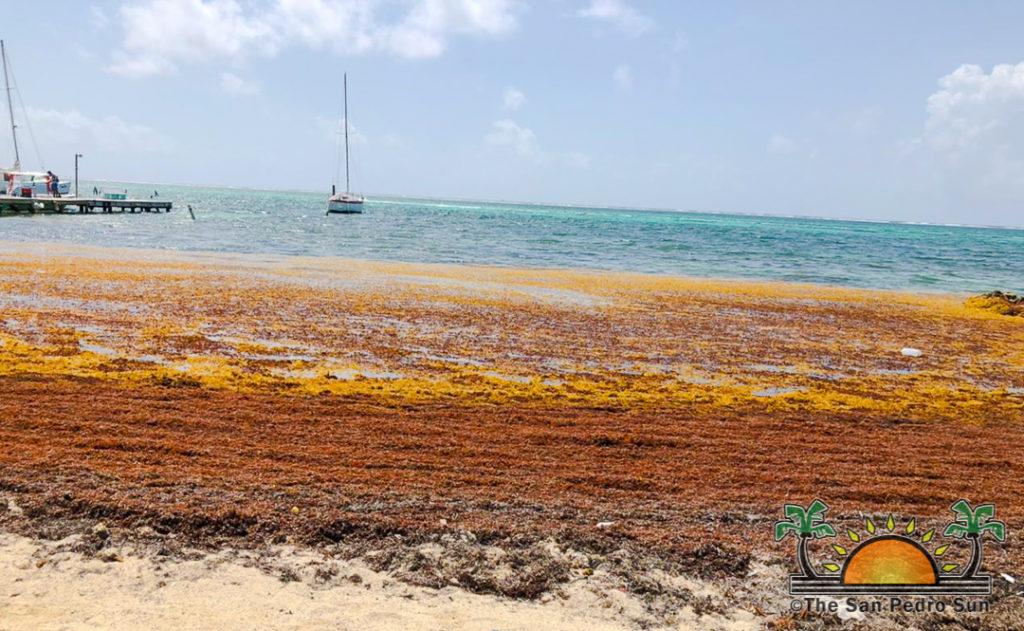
[0,528,786,631]
[1,241,1022,629]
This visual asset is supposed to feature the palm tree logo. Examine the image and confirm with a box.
[943,499,1006,579]
[774,499,835,579]
[776,498,1005,596]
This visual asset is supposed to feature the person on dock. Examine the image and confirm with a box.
[46,171,61,198]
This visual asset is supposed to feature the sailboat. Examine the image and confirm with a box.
[1,40,70,197]
[326,73,364,214]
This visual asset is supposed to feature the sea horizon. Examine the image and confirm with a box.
[78,178,1024,232]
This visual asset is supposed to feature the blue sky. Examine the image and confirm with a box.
[3,1,1024,225]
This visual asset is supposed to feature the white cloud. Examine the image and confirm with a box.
[502,86,525,111]
[382,0,518,57]
[271,0,377,52]
[613,63,632,90]
[485,119,543,161]
[22,107,170,155]
[577,0,652,37]
[921,63,1024,156]
[109,0,276,77]
[913,62,1024,194]
[220,72,260,96]
[768,133,798,155]
[109,0,520,77]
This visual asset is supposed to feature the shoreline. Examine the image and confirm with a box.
[0,239,992,298]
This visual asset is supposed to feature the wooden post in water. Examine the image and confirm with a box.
[74,153,83,198]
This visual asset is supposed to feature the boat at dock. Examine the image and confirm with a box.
[0,40,170,217]
[326,73,365,215]
[2,170,71,197]
[1,40,71,198]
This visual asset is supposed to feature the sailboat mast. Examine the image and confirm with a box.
[1,40,21,171]
[344,73,350,194]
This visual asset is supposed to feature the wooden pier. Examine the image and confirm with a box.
[0,196,172,215]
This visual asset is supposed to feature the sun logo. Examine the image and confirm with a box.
[775,499,1005,596]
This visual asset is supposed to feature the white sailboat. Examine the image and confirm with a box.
[326,73,364,214]
[1,40,70,197]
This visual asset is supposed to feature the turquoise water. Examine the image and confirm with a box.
[1,182,1021,294]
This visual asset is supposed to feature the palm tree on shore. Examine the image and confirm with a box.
[943,499,1006,578]
[775,499,836,578]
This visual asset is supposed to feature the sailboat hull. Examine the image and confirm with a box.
[327,198,364,214]
[3,172,72,197]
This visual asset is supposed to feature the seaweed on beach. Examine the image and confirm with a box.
[1,252,1023,627]
[966,291,1024,317]
[1,251,1022,419]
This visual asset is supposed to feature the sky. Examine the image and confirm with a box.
[2,1,1024,226]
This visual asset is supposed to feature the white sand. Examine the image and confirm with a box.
[0,533,765,631]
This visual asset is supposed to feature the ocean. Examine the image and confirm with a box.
[1,182,1021,295]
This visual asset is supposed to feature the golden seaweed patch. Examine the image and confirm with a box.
[0,244,1021,416]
